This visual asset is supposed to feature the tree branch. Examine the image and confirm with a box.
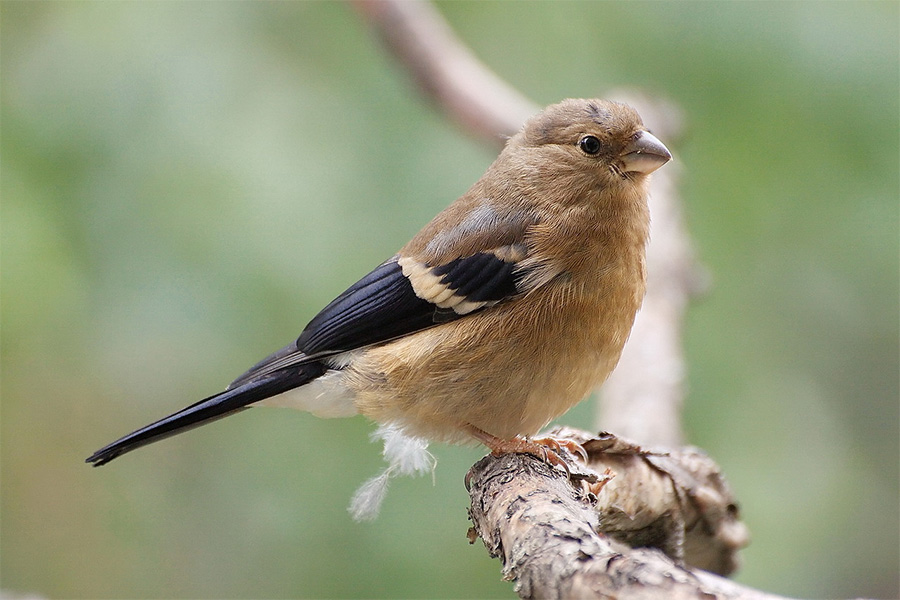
[465,449,785,600]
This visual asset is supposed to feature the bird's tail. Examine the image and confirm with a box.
[85,364,325,467]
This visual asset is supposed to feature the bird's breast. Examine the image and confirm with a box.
[345,242,646,443]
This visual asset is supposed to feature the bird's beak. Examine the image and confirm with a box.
[620,131,672,175]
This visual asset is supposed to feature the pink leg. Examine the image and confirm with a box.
[465,424,586,471]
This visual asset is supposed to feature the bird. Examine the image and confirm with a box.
[86,98,671,515]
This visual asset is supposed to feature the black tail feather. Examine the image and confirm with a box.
[86,363,326,466]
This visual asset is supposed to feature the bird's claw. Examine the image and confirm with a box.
[531,436,589,463]
[486,436,587,477]
[466,424,588,477]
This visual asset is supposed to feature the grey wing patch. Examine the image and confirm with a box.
[420,199,539,260]
[425,201,505,256]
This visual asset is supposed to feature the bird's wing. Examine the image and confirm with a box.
[86,243,540,466]
[228,204,558,388]
[87,238,542,466]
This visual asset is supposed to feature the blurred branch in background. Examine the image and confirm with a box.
[597,89,707,448]
[347,1,824,599]
[351,0,537,151]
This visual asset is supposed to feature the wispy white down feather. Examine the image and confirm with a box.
[348,471,391,522]
[348,424,436,522]
[376,423,435,477]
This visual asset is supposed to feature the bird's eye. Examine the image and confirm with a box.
[578,135,602,155]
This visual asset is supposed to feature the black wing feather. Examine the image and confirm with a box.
[86,362,325,466]
[297,252,522,354]
[296,259,443,355]
[432,254,519,302]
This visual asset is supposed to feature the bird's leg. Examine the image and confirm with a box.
[464,424,584,472]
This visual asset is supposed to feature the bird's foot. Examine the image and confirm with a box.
[465,425,587,474]
[531,435,589,463]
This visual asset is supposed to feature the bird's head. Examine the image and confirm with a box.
[503,99,671,203]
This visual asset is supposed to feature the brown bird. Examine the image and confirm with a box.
[87,98,670,514]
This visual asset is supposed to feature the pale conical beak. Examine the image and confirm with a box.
[620,131,672,174]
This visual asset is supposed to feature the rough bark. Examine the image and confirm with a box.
[466,447,780,600]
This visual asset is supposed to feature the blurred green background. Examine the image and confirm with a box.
[2,1,897,598]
